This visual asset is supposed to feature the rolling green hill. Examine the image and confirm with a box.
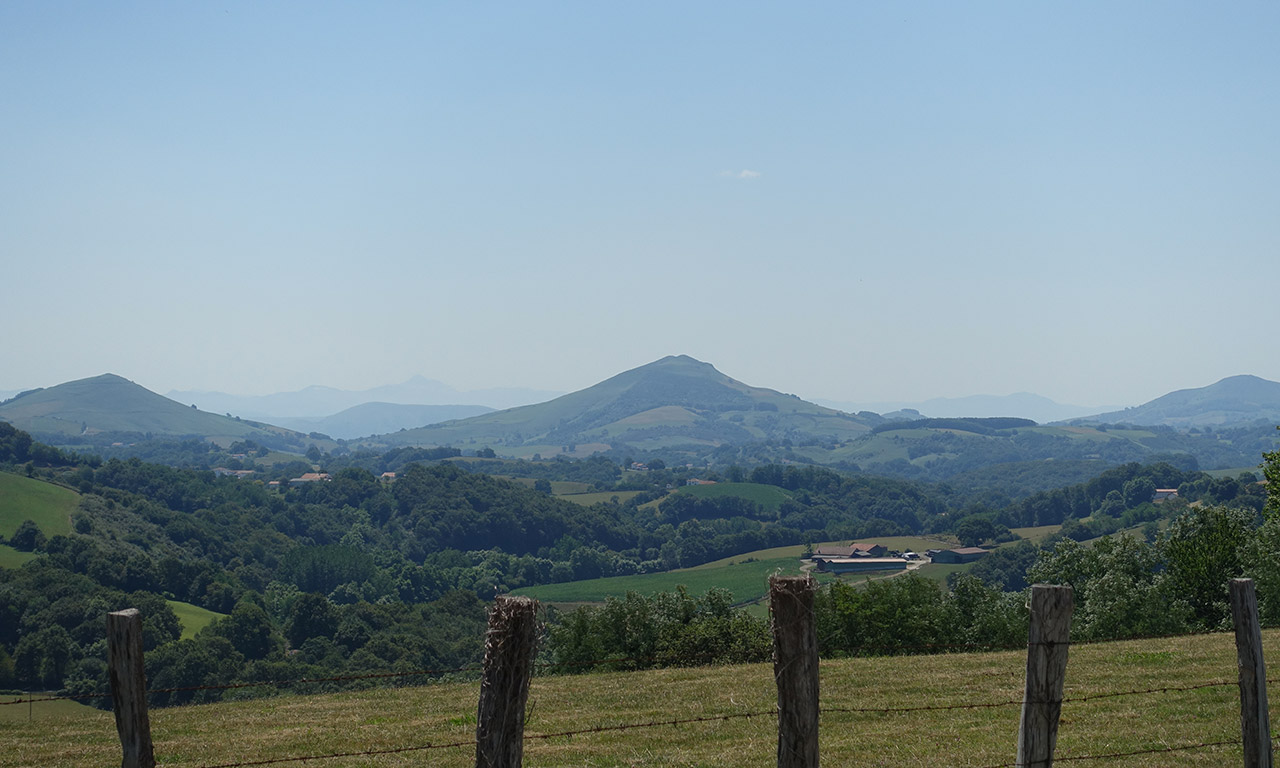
[0,374,304,444]
[369,355,878,452]
[1076,374,1280,427]
[0,471,77,539]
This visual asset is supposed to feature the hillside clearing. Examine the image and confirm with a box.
[0,545,37,569]
[674,482,793,512]
[557,490,644,506]
[0,471,77,538]
[513,555,815,605]
[166,600,228,641]
[2,630,1269,767]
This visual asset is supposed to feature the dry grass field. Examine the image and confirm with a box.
[3,629,1275,768]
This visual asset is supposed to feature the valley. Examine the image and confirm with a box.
[0,360,1277,766]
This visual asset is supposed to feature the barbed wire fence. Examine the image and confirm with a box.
[7,577,1276,767]
[2,627,1255,710]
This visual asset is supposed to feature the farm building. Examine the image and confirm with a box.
[930,547,989,564]
[812,556,907,574]
[288,472,332,486]
[811,542,888,558]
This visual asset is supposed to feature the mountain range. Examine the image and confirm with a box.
[814,393,1122,425]
[267,403,494,440]
[3,360,1278,477]
[166,376,560,417]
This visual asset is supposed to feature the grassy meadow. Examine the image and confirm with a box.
[513,536,957,606]
[166,600,227,641]
[0,471,77,539]
[557,490,645,506]
[0,545,37,569]
[0,695,100,725]
[1008,524,1062,544]
[675,481,794,511]
[3,630,1270,767]
[513,554,812,605]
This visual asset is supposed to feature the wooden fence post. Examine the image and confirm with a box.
[770,575,819,768]
[1230,578,1274,768]
[1016,584,1073,768]
[475,596,539,768]
[107,608,155,768]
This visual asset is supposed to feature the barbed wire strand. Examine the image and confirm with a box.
[3,623,1274,707]
[192,711,778,768]
[4,663,1274,710]
[525,709,776,742]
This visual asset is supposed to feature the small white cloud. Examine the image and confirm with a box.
[720,169,761,180]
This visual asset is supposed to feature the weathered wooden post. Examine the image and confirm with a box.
[475,596,539,768]
[107,608,155,768]
[1016,584,1073,768]
[1230,578,1273,768]
[770,575,819,768]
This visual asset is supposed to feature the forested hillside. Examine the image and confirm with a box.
[1,420,1277,714]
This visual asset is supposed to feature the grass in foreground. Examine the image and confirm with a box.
[0,471,77,539]
[3,630,1270,767]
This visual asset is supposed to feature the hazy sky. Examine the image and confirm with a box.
[4,2,1277,407]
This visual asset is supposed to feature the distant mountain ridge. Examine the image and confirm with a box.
[6,366,1277,475]
[268,403,494,440]
[167,376,561,417]
[1071,375,1280,427]
[816,392,1119,424]
[373,355,880,450]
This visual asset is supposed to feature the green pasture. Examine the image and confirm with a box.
[0,545,37,569]
[498,477,594,494]
[675,482,793,512]
[0,695,100,724]
[514,535,956,605]
[914,561,977,583]
[4,629,1265,767]
[557,490,644,507]
[1008,525,1062,544]
[167,600,227,641]
[0,472,77,538]
[513,555,810,606]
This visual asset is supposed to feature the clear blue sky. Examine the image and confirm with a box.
[3,2,1277,407]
